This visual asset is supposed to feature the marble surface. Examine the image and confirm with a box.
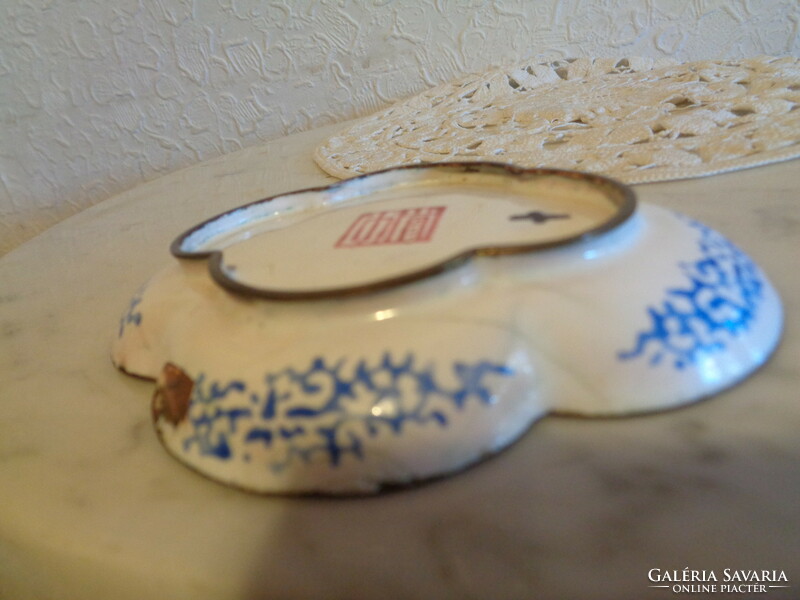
[0,121,798,599]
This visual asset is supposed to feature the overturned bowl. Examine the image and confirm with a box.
[113,163,782,495]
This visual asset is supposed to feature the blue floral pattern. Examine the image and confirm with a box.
[619,217,764,369]
[179,353,513,472]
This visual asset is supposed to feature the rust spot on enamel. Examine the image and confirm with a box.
[152,363,194,426]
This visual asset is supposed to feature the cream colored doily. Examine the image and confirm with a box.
[314,56,800,184]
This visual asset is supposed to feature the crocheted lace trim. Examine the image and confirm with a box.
[314,56,800,184]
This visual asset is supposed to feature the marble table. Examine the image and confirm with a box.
[1,122,798,599]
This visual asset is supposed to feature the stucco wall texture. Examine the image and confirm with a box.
[2,0,798,255]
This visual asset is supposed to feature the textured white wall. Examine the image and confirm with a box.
[1,0,798,255]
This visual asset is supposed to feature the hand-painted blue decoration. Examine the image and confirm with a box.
[179,353,513,472]
[619,217,764,369]
[117,290,144,337]
[183,374,249,459]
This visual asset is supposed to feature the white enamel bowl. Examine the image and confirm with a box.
[112,164,782,495]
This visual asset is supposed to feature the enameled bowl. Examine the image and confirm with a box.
[113,163,782,495]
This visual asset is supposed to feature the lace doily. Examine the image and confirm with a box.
[314,56,800,184]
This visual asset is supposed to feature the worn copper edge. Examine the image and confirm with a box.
[152,362,194,426]
[171,163,637,301]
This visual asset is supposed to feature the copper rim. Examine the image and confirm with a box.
[171,162,637,300]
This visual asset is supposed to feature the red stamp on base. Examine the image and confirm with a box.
[335,206,446,248]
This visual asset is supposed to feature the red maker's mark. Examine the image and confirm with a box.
[335,206,446,248]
